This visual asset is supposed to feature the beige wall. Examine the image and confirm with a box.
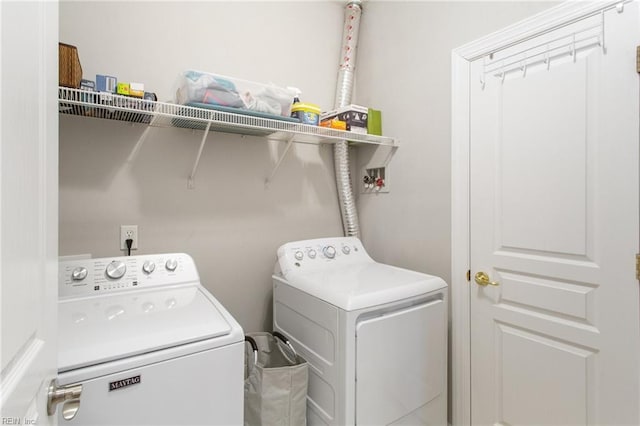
[59,1,554,335]
[59,1,347,332]
[355,1,554,283]
[352,4,555,420]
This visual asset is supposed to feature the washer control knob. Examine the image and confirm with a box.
[294,251,304,261]
[71,267,88,281]
[142,260,156,274]
[165,258,178,272]
[342,246,351,255]
[323,246,336,259]
[105,261,126,279]
[307,249,317,259]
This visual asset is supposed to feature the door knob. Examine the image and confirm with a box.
[47,379,82,420]
[474,271,499,287]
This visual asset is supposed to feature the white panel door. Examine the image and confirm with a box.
[0,1,58,423]
[470,5,639,425]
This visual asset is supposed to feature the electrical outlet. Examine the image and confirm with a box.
[120,225,138,251]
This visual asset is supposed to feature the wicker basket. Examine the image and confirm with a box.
[59,43,82,88]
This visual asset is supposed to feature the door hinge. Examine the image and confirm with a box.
[636,254,640,280]
[637,46,640,73]
[466,269,471,282]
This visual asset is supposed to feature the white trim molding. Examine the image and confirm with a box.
[450,1,627,425]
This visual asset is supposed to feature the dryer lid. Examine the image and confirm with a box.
[58,285,232,372]
[282,262,447,311]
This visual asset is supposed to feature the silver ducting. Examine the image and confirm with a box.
[334,0,362,237]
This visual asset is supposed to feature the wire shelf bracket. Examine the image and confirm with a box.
[188,121,212,189]
[265,134,296,187]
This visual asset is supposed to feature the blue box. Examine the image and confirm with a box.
[96,74,117,93]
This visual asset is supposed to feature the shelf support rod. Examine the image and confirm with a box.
[383,145,399,167]
[188,121,212,189]
[265,134,296,186]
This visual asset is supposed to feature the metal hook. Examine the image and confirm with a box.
[498,59,506,83]
[544,46,551,71]
[616,2,624,13]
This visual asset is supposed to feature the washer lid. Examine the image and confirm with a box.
[58,285,232,372]
[282,262,447,311]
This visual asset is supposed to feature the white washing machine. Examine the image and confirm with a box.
[57,253,244,425]
[273,237,447,426]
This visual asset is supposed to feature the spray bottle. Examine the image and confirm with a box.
[289,87,302,105]
[287,87,321,125]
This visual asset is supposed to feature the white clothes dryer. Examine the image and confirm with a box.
[273,237,447,426]
[57,253,244,425]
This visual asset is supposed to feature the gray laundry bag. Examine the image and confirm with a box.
[244,332,308,426]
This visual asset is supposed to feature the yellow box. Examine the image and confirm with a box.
[129,82,144,98]
[320,118,347,131]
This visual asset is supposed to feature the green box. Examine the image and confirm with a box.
[116,82,130,96]
[367,108,382,136]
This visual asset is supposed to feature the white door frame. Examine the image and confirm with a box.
[450,1,629,425]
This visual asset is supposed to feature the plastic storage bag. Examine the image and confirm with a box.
[244,332,308,426]
[175,70,295,117]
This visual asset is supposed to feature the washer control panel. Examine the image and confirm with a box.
[276,237,373,276]
[59,253,199,298]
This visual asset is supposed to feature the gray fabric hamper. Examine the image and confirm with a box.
[244,332,308,426]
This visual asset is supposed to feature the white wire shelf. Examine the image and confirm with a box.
[58,86,398,188]
[58,87,398,148]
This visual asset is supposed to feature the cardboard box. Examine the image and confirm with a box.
[129,82,145,98]
[96,74,117,93]
[367,108,382,136]
[320,118,347,131]
[116,82,130,96]
[80,79,95,91]
[321,104,368,134]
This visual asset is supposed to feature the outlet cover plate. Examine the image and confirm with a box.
[120,225,138,250]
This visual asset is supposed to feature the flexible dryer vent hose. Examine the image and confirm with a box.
[334,0,362,238]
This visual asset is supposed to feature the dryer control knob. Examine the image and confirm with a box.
[105,261,126,279]
[165,258,178,272]
[142,260,156,274]
[323,246,336,259]
[342,246,351,255]
[294,251,304,261]
[71,267,88,281]
[307,249,317,259]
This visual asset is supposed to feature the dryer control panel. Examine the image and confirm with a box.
[276,237,373,276]
[59,253,199,298]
